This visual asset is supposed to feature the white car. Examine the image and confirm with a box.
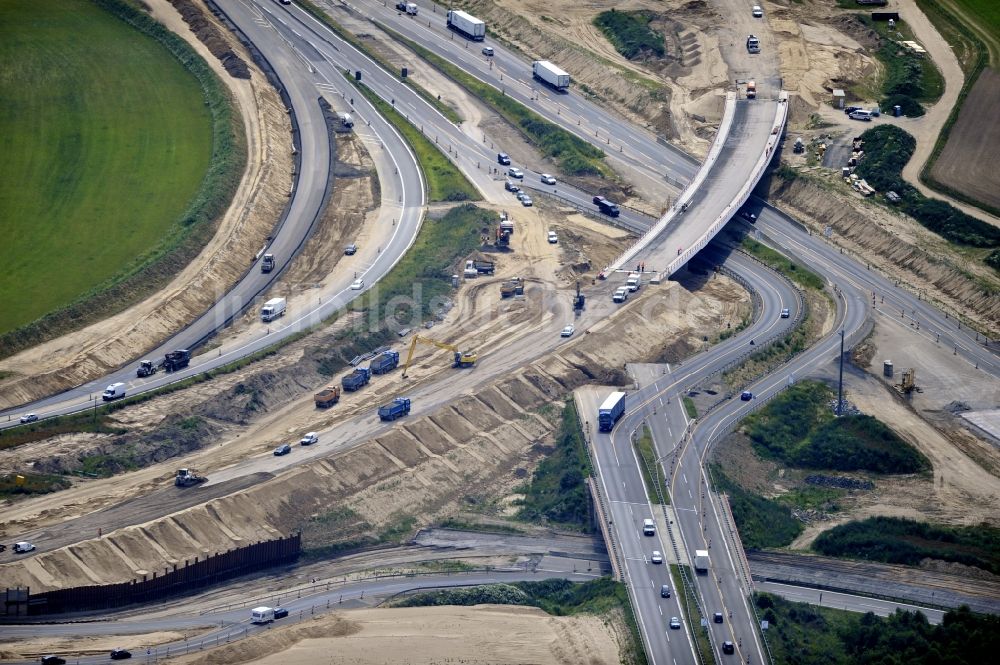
[300,432,319,446]
[780,307,790,318]
[521,196,533,207]
[540,173,556,185]
[350,278,364,290]
[507,167,524,179]
[19,413,38,424]
[547,231,558,243]
[651,550,663,564]
[669,616,681,629]
[482,46,494,56]
[752,5,763,18]
[560,324,575,337]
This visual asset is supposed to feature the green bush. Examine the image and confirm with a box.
[855,126,1000,253]
[517,398,592,528]
[744,381,928,474]
[593,10,665,60]
[759,592,1000,665]
[813,516,1000,575]
[710,465,803,548]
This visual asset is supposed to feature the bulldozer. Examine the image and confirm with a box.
[401,334,477,378]
[175,468,207,487]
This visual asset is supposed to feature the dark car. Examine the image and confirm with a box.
[740,391,753,401]
[344,243,358,255]
[497,152,511,165]
[41,657,66,665]
[844,105,861,114]
[273,444,292,456]
[273,607,289,619]
[110,649,132,660]
[741,210,757,223]
[714,612,724,624]
[722,641,735,654]
[660,584,671,598]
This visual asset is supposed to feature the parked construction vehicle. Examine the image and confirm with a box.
[500,277,524,298]
[175,468,207,487]
[573,281,585,311]
[314,385,341,408]
[342,366,372,392]
[136,360,158,378]
[369,349,400,375]
[401,335,477,378]
[261,253,275,273]
[895,367,917,395]
[378,397,411,421]
[163,349,191,372]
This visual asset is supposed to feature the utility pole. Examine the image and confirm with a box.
[837,329,845,416]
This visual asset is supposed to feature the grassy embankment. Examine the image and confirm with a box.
[712,381,929,548]
[593,10,665,60]
[515,398,594,529]
[375,23,611,178]
[853,125,1000,271]
[297,0,462,124]
[813,516,1000,575]
[757,592,999,665]
[855,15,944,116]
[393,578,647,665]
[632,425,669,503]
[0,0,242,354]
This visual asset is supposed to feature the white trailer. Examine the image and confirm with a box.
[251,606,275,624]
[261,297,286,322]
[532,60,570,91]
[102,382,127,401]
[447,9,485,41]
[694,549,710,574]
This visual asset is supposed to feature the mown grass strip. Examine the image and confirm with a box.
[0,0,245,357]
[682,396,698,420]
[632,425,669,504]
[297,0,462,123]
[375,22,612,178]
[348,78,478,202]
[670,564,712,663]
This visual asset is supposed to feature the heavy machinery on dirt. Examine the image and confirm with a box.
[314,385,341,408]
[500,277,524,298]
[175,468,207,487]
[573,281,585,311]
[401,335,477,378]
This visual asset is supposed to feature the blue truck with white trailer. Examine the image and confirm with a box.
[598,391,626,431]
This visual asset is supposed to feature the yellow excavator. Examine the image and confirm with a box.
[401,334,477,378]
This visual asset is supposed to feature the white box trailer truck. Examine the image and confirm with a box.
[532,60,570,91]
[102,382,127,401]
[261,297,286,323]
[251,606,275,624]
[447,9,485,40]
[694,549,710,574]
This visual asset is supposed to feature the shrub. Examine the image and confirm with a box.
[594,10,665,60]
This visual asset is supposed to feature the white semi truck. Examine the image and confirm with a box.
[261,297,286,323]
[446,9,485,40]
[532,60,570,91]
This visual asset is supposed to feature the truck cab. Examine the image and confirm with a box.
[261,253,275,273]
[626,273,641,292]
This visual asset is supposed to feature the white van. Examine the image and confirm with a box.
[849,109,872,121]
[642,519,656,536]
[626,273,641,292]
[13,541,36,553]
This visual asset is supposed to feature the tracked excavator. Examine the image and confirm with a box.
[401,334,477,378]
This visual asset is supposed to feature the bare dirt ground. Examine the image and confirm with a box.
[929,67,1000,212]
[163,606,624,665]
[767,173,1000,335]
[0,0,293,409]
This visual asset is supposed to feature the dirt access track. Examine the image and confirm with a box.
[0,0,292,409]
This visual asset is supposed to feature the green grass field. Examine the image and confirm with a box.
[954,0,1000,62]
[0,0,212,335]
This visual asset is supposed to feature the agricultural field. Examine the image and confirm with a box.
[0,0,212,336]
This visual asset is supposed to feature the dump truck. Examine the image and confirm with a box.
[102,382,127,401]
[532,60,570,91]
[746,80,756,99]
[136,360,158,378]
[261,253,275,273]
[598,391,626,432]
[694,549,710,574]
[447,9,485,40]
[314,385,341,408]
[163,349,191,372]
[500,277,524,298]
[175,468,207,487]
[370,350,400,375]
[342,366,371,391]
[378,397,411,421]
[261,297,286,322]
